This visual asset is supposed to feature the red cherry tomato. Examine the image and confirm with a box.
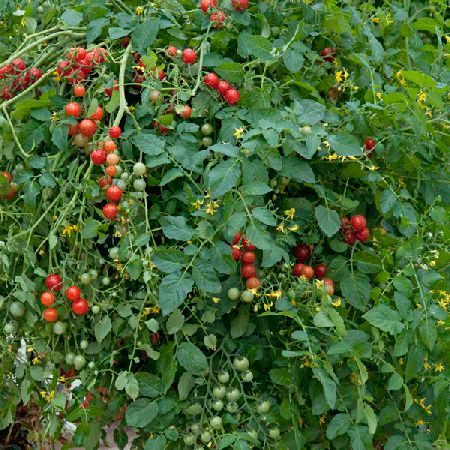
[66,285,81,302]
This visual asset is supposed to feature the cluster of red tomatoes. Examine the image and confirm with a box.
[0,57,42,100]
[341,214,370,245]
[364,137,377,157]
[201,0,249,25]
[56,47,108,85]
[292,244,334,295]
[231,231,261,291]
[203,71,240,105]
[132,53,165,85]
[40,274,89,322]
[0,171,17,201]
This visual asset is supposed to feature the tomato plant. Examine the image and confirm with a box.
[0,0,449,449]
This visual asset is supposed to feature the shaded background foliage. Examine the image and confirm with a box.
[0,0,449,449]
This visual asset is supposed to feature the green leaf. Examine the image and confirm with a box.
[363,404,378,434]
[23,181,39,208]
[326,414,351,439]
[380,189,397,213]
[159,274,194,316]
[282,156,315,183]
[166,309,184,334]
[363,305,404,335]
[61,9,83,27]
[136,373,165,398]
[210,143,239,157]
[51,127,67,151]
[132,131,166,156]
[94,316,111,343]
[105,91,120,114]
[313,368,336,408]
[293,99,326,125]
[86,18,109,44]
[230,305,249,338]
[144,436,166,450]
[178,372,194,401]
[283,42,305,72]
[204,334,217,350]
[160,216,193,241]
[388,372,403,391]
[126,398,158,427]
[159,168,184,186]
[132,19,160,54]
[315,205,341,237]
[341,272,371,310]
[328,133,362,156]
[108,27,130,40]
[241,181,272,196]
[269,368,290,387]
[208,160,241,198]
[401,70,436,88]
[153,248,188,273]
[215,62,244,83]
[252,207,276,226]
[237,34,273,60]
[354,252,382,273]
[125,373,140,400]
[81,218,100,239]
[176,342,208,374]
[192,266,221,293]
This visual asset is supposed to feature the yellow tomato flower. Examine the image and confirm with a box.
[335,69,349,83]
[331,298,342,307]
[212,297,220,304]
[372,17,381,24]
[234,128,245,139]
[434,362,445,373]
[136,6,144,15]
[284,208,295,220]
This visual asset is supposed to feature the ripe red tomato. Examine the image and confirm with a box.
[66,285,81,302]
[246,277,260,290]
[91,149,106,165]
[40,291,55,307]
[158,70,165,80]
[29,67,42,80]
[109,126,121,138]
[79,119,97,137]
[2,184,16,201]
[180,105,192,119]
[241,251,256,264]
[204,72,219,89]
[103,203,118,220]
[182,48,197,64]
[293,244,311,262]
[210,11,227,28]
[231,231,242,245]
[351,215,366,232]
[72,298,89,315]
[74,85,85,97]
[44,308,58,322]
[241,264,256,279]
[344,231,357,245]
[45,274,63,291]
[90,106,104,121]
[356,227,370,242]
[231,247,242,261]
[65,102,82,118]
[167,46,177,57]
[231,0,249,10]
[314,264,327,279]
[104,140,117,153]
[302,265,314,280]
[224,88,240,105]
[324,278,334,296]
[200,0,217,13]
[106,185,123,203]
[68,122,79,136]
[341,216,351,229]
[217,80,231,94]
[12,58,26,73]
[99,176,112,188]
[66,47,87,63]
[293,263,305,277]
[364,138,377,151]
[151,332,160,345]
[106,153,119,166]
[242,239,255,251]
[321,47,335,62]
[0,171,13,182]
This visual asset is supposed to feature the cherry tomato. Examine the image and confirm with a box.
[245,277,260,290]
[314,264,327,279]
[240,290,254,303]
[233,356,249,371]
[40,291,55,306]
[351,215,367,232]
[53,321,66,335]
[241,251,255,264]
[74,354,86,370]
[65,285,81,302]
[44,308,58,322]
[72,298,89,315]
[293,244,311,262]
[227,287,240,300]
[65,102,82,117]
[73,84,85,97]
[45,274,63,291]
[241,264,256,279]
[10,301,25,317]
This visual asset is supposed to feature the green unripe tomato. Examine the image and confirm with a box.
[114,165,123,177]
[190,424,200,435]
[200,431,212,443]
[66,353,75,365]
[212,386,226,399]
[89,269,98,279]
[280,176,289,187]
[80,273,90,285]
[9,301,25,317]
[300,125,312,135]
[226,387,241,402]
[233,356,249,372]
[241,370,253,382]
[80,339,88,350]
[73,355,86,370]
[201,123,213,135]
[257,400,271,414]
[212,399,224,411]
[217,370,230,384]
[201,137,213,147]
[133,162,147,176]
[88,361,95,369]
[183,434,196,446]
[120,171,129,181]
[226,401,238,413]
[92,305,100,314]
[269,178,278,188]
[269,428,280,439]
[4,321,17,334]
[210,416,222,430]
[53,321,66,335]
[287,289,296,300]
[101,276,110,286]
[240,290,254,303]
[133,178,146,191]
[227,287,240,301]
[116,179,127,190]
[109,247,119,259]
[248,429,258,440]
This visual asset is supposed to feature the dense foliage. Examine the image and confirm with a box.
[0,0,449,449]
